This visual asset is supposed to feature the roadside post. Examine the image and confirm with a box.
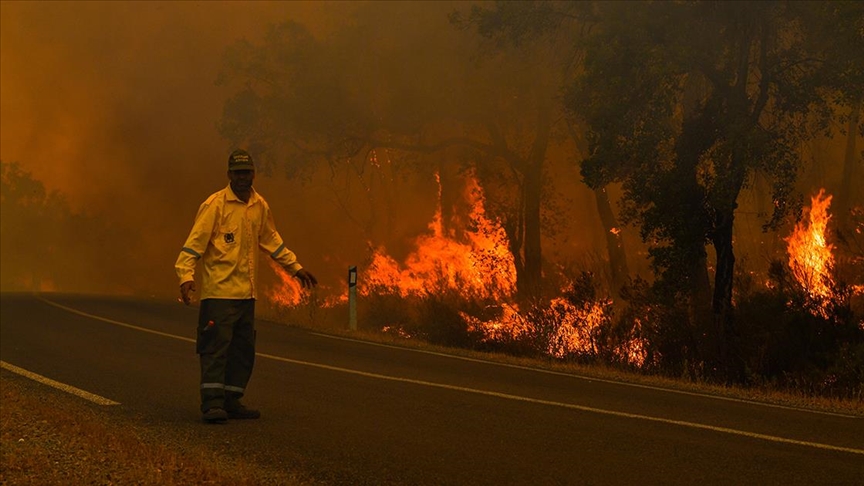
[348,266,357,331]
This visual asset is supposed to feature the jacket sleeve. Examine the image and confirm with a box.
[258,203,303,275]
[175,200,218,285]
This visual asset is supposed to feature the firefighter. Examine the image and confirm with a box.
[175,149,317,423]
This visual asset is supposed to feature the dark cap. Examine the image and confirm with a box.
[228,149,255,171]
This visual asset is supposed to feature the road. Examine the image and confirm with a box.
[1,293,862,485]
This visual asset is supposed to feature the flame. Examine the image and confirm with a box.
[462,295,646,366]
[618,317,647,368]
[785,189,835,315]
[382,325,414,339]
[267,259,306,308]
[461,303,533,342]
[267,169,646,367]
[544,297,608,359]
[361,175,516,301]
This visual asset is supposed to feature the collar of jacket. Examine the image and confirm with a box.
[225,184,260,206]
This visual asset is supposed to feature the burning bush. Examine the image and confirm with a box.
[267,172,644,364]
[723,190,863,397]
[616,277,701,378]
[265,176,861,398]
[460,272,620,362]
[785,189,837,317]
[734,261,863,398]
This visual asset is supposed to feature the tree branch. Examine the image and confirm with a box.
[750,18,772,124]
[366,135,521,167]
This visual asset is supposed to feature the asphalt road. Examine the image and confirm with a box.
[1,293,862,485]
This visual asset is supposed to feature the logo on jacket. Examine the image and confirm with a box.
[224,232,235,244]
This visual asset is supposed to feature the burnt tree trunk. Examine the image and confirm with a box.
[710,164,746,383]
[507,192,526,297]
[438,156,468,241]
[593,187,629,294]
[519,105,552,298]
[708,17,763,383]
[675,78,716,374]
[567,120,631,295]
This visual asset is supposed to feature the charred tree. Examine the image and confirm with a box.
[566,120,631,296]
[836,95,862,233]
[520,104,552,297]
[592,186,629,294]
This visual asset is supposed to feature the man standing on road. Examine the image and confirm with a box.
[175,149,317,423]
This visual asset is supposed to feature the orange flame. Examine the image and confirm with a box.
[785,189,835,314]
[361,175,516,301]
[268,170,646,367]
[462,295,647,366]
[618,318,647,368]
[267,259,306,308]
[461,303,533,342]
[545,297,608,358]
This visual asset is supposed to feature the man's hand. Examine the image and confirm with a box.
[294,268,318,289]
[180,281,196,305]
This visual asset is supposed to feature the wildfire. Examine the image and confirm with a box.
[461,303,533,342]
[462,296,647,366]
[267,259,306,308]
[618,317,647,368]
[785,189,835,314]
[268,170,647,367]
[544,297,608,359]
[360,175,516,301]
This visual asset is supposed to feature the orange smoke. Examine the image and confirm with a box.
[785,189,835,315]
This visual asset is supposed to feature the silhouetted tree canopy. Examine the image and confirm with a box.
[1,162,146,294]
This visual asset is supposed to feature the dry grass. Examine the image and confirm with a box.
[346,328,864,416]
[0,374,307,485]
[261,303,864,418]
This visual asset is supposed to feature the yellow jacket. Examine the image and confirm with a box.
[175,185,302,300]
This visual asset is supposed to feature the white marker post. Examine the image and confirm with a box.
[348,265,357,331]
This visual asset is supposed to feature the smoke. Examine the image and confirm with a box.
[0,1,348,297]
[2,1,858,301]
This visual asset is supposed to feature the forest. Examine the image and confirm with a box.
[217,1,863,396]
[2,1,862,397]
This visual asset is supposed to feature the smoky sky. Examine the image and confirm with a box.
[1,1,858,299]
[1,1,347,206]
[1,1,515,298]
[1,1,360,296]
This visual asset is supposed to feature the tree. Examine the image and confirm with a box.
[570,1,852,379]
[218,2,579,298]
[453,1,634,295]
[801,0,864,233]
[1,162,147,294]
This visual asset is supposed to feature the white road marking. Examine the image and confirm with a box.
[1,360,120,406]
[310,332,859,419]
[36,296,864,455]
[256,350,864,456]
[39,297,196,343]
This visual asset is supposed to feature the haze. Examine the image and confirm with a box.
[1,1,859,303]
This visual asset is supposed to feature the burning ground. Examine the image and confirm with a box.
[268,170,863,391]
